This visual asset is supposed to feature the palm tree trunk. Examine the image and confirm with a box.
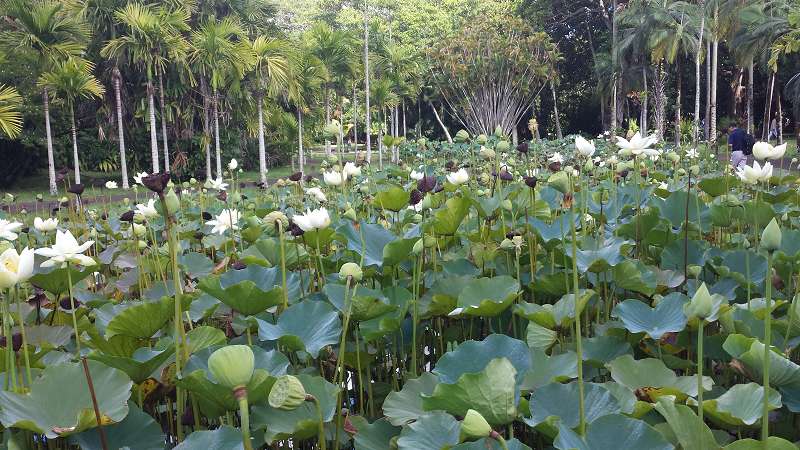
[642,66,648,133]
[147,79,160,173]
[764,72,775,140]
[113,71,129,189]
[158,68,170,172]
[430,101,452,143]
[324,85,331,156]
[675,57,682,146]
[710,10,719,145]
[201,79,212,180]
[378,109,383,170]
[402,100,407,137]
[213,87,222,177]
[43,88,57,195]
[257,95,267,185]
[550,80,563,139]
[747,60,754,133]
[352,82,358,153]
[777,92,783,144]
[611,0,618,135]
[364,0,372,164]
[653,61,666,140]
[70,106,80,185]
[693,6,705,145]
[298,109,305,173]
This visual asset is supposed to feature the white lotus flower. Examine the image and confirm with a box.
[446,168,469,185]
[208,177,229,191]
[306,187,327,203]
[736,160,773,185]
[0,219,23,241]
[616,132,659,157]
[135,199,159,219]
[343,162,361,178]
[228,159,238,170]
[34,217,58,232]
[206,209,240,235]
[0,247,34,289]
[575,136,595,157]
[36,230,95,268]
[105,181,118,189]
[409,170,424,180]
[685,148,699,159]
[292,208,331,232]
[133,172,148,185]
[752,141,787,161]
[548,152,564,164]
[323,170,345,186]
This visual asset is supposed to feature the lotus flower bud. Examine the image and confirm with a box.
[583,160,594,173]
[339,262,363,281]
[423,235,436,248]
[359,185,370,194]
[420,194,433,211]
[677,168,686,176]
[760,218,782,253]
[455,129,470,142]
[163,188,180,214]
[493,125,504,137]
[208,345,255,390]
[343,208,357,222]
[137,240,147,249]
[666,152,680,163]
[496,140,510,153]
[687,264,702,278]
[476,134,487,145]
[412,238,424,254]
[684,282,716,321]
[132,223,147,238]
[547,171,571,194]
[500,238,515,250]
[501,199,512,211]
[269,375,307,410]
[460,409,492,440]
[412,213,422,224]
[689,165,700,175]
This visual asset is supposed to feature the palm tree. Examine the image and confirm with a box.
[371,77,398,170]
[189,17,254,177]
[1,0,88,194]
[102,3,189,174]
[0,85,23,139]
[38,58,105,184]
[286,49,326,174]
[363,0,372,163]
[249,36,292,184]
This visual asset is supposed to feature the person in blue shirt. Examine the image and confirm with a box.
[727,120,750,169]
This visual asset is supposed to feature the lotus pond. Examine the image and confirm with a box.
[1,132,800,449]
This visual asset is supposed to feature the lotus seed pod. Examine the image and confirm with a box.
[496,140,510,153]
[340,208,356,222]
[132,223,147,238]
[460,409,492,441]
[666,152,680,163]
[263,211,289,235]
[269,375,307,410]
[677,168,686,176]
[760,218,782,253]
[412,238,424,255]
[479,146,496,160]
[339,262,363,281]
[476,134,487,145]
[208,345,255,390]
[689,165,700,175]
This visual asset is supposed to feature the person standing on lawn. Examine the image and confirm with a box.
[728,119,755,169]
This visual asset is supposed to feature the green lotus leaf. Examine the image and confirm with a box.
[653,190,709,230]
[198,265,285,316]
[723,437,798,450]
[607,355,712,399]
[433,196,471,235]
[396,411,460,450]
[422,358,517,426]
[514,303,557,329]
[698,175,739,197]
[337,221,397,267]
[358,286,412,342]
[525,321,557,349]
[185,326,227,354]
[382,372,439,426]
[454,276,519,317]
[70,405,164,450]
[452,438,531,450]
[178,252,214,279]
[702,383,781,427]
[350,417,401,450]
[88,346,174,383]
[575,237,627,273]
[722,334,800,388]
[103,297,174,339]
[375,185,410,212]
[554,413,673,450]
[611,260,657,296]
[654,397,718,450]
[174,426,246,450]
[245,238,307,269]
[581,335,632,366]
[433,334,530,389]
[30,264,93,295]
[612,293,687,339]
[522,349,578,390]
[250,374,339,444]
[323,283,394,321]
[660,240,709,272]
[529,215,579,247]
[525,382,621,437]
[0,360,132,439]
[256,300,341,358]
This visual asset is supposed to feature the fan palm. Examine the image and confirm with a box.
[0,0,88,194]
[0,85,23,139]
[38,58,105,184]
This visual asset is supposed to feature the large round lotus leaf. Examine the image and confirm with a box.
[521,349,578,390]
[422,358,517,426]
[336,221,412,268]
[433,196,471,235]
[723,437,798,450]
[525,321,557,349]
[30,264,93,295]
[198,265,285,316]
[244,238,307,269]
[103,297,174,339]
[722,334,800,388]
[702,383,781,427]
[178,252,214,279]
[612,293,687,340]
[88,346,175,383]
[185,325,227,354]
[698,175,739,197]
[350,417,401,450]
[250,374,339,444]
[580,335,632,366]
[375,185,410,212]
[715,250,768,287]
[607,355,712,400]
[174,426,245,450]
[654,397,718,450]
[514,303,557,329]
[419,275,472,318]
[525,382,621,435]
[70,405,164,450]
[358,286,412,342]
[454,276,519,317]
[433,334,530,389]
[323,283,395,321]
[0,360,133,439]
[611,261,657,296]
[256,300,341,358]
[575,237,627,273]
[653,190,709,230]
[452,438,531,450]
[554,413,673,450]
[382,372,439,426]
[396,411,460,450]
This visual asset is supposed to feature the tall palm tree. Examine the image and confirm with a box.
[371,77,398,170]
[249,36,292,184]
[0,85,23,139]
[286,48,326,174]
[38,58,105,184]
[363,0,372,163]
[189,17,254,177]
[102,3,189,174]
[1,0,88,194]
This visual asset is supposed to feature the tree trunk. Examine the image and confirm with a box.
[213,88,222,177]
[201,79,212,180]
[710,11,719,144]
[324,85,331,156]
[653,61,667,140]
[352,82,358,153]
[550,80,563,139]
[763,72,775,140]
[113,72,129,189]
[675,57,682,146]
[402,100,407,137]
[70,106,80,185]
[298,109,305,173]
[430,101,452,143]
[747,60,754,133]
[147,79,160,173]
[43,89,57,195]
[378,109,384,170]
[512,127,518,146]
[705,40,711,140]
[257,95,267,185]
[777,92,783,144]
[364,0,371,164]
[693,6,705,146]
[642,66,648,133]
[158,68,170,172]
[611,0,618,135]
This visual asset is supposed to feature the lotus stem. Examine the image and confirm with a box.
[278,221,288,311]
[3,289,16,391]
[762,253,773,444]
[697,319,705,436]
[66,264,81,356]
[13,287,32,386]
[309,395,327,450]
[569,181,586,436]
[234,388,253,450]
